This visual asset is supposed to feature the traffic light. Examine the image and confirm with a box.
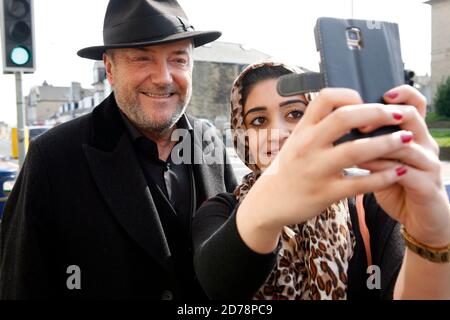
[1,0,35,73]
[404,69,415,87]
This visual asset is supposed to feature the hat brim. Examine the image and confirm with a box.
[77,30,221,60]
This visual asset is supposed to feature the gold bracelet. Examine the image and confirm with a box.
[400,226,450,263]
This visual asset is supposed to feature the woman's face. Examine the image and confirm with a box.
[243,78,308,170]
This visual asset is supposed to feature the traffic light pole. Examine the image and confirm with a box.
[15,71,26,168]
[1,0,35,168]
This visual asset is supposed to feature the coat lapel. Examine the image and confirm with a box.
[82,94,171,268]
[190,118,227,206]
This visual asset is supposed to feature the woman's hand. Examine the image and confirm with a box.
[237,88,417,253]
[360,85,450,248]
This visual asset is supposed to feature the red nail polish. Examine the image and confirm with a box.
[385,91,399,99]
[401,133,413,143]
[396,166,407,177]
[393,112,403,120]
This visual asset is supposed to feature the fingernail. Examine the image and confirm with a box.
[393,112,403,120]
[401,132,413,143]
[385,91,399,99]
[396,166,407,177]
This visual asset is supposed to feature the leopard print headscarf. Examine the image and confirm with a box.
[230,60,355,300]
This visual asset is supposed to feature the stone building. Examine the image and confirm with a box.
[426,0,450,105]
[26,81,93,125]
[91,61,111,107]
[189,42,270,126]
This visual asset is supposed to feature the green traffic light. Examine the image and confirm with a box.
[10,46,30,65]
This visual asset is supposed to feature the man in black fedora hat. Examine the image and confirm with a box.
[0,0,236,299]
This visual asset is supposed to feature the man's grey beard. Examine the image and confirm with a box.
[124,101,187,135]
[114,82,192,137]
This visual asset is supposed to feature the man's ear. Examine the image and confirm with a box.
[103,52,114,85]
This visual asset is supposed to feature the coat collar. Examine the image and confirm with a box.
[88,93,127,152]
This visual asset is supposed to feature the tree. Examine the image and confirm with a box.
[434,76,450,118]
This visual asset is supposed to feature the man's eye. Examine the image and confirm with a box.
[287,110,304,119]
[250,117,266,127]
[173,58,188,65]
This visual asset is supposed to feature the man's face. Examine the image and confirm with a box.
[104,40,193,135]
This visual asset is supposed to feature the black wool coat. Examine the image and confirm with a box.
[0,93,237,299]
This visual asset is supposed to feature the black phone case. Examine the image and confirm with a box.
[314,17,404,143]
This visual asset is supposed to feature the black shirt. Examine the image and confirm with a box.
[120,112,194,238]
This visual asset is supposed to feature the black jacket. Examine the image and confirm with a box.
[0,93,237,299]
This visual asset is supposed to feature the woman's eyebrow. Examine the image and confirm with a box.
[279,99,308,107]
[243,106,267,120]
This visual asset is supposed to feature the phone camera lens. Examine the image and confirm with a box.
[348,31,359,40]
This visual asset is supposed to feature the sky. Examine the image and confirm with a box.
[0,0,431,125]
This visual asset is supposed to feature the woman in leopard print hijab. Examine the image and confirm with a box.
[194,59,450,300]
[230,61,355,299]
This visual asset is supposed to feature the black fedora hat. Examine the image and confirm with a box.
[77,0,221,60]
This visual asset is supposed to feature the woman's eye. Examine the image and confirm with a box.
[250,117,266,127]
[287,110,304,119]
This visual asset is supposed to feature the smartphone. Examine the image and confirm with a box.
[314,17,405,144]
